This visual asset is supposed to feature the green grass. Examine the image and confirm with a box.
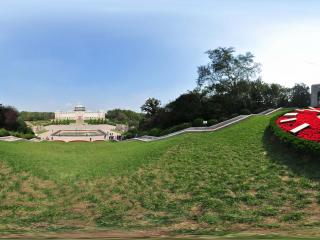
[0,139,173,181]
[1,110,320,237]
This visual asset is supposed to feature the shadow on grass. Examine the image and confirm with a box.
[263,128,320,181]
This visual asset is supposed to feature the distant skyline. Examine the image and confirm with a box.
[1,0,320,112]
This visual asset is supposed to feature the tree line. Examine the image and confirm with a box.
[20,111,55,121]
[0,105,34,138]
[132,47,310,136]
[106,109,143,128]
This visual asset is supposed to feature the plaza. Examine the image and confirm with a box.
[38,123,120,142]
[33,105,121,142]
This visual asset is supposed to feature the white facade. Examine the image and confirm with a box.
[55,105,105,121]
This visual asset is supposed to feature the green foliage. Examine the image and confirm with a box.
[281,212,304,222]
[139,47,310,133]
[240,109,251,115]
[160,122,192,136]
[0,128,35,139]
[148,128,161,137]
[192,118,204,127]
[10,132,35,140]
[197,47,261,88]
[51,119,75,125]
[207,119,218,126]
[290,83,310,107]
[140,98,161,117]
[0,128,9,137]
[20,111,54,121]
[122,128,138,139]
[0,105,35,137]
[86,118,108,125]
[106,109,142,127]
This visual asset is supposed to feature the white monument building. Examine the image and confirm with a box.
[55,105,105,124]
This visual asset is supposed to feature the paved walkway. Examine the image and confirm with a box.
[0,136,26,142]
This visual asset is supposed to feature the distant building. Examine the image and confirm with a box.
[55,105,105,124]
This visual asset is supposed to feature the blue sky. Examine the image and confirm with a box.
[1,0,320,112]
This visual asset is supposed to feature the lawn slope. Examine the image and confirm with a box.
[1,112,320,235]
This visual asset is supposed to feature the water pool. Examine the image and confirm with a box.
[52,130,106,137]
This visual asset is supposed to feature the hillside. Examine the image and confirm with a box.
[1,111,320,237]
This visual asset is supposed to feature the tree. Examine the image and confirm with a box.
[135,47,311,133]
[141,98,161,117]
[106,109,143,127]
[290,83,310,107]
[164,90,203,126]
[197,47,261,91]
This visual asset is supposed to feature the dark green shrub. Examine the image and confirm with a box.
[0,128,9,137]
[240,109,251,115]
[281,212,303,222]
[148,128,161,137]
[11,132,35,139]
[253,108,264,114]
[207,119,218,126]
[160,122,192,136]
[123,128,138,139]
[219,116,229,122]
[21,133,36,140]
[192,118,204,127]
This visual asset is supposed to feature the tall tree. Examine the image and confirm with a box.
[141,98,161,117]
[197,47,261,92]
[290,83,310,107]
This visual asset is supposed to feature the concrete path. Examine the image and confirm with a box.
[0,136,26,142]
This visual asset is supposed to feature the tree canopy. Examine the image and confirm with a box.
[135,47,311,135]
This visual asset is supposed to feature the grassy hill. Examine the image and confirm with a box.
[1,111,320,237]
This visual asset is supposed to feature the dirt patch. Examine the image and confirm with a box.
[3,228,320,239]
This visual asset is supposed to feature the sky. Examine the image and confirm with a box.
[0,0,320,112]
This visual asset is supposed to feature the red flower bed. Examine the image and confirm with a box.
[276,108,320,142]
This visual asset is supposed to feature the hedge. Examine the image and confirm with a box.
[268,111,320,157]
[160,122,192,136]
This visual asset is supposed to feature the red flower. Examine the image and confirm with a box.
[276,109,320,142]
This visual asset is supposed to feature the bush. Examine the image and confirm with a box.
[231,113,239,118]
[123,128,139,139]
[253,108,265,114]
[192,118,204,127]
[11,132,35,140]
[0,128,9,137]
[148,128,161,137]
[160,122,192,136]
[219,116,229,122]
[240,109,251,115]
[207,119,218,126]
[21,133,36,140]
[269,111,320,157]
